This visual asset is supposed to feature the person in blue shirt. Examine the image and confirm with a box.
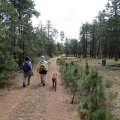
[22,56,33,87]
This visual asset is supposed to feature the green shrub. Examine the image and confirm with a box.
[58,58,118,120]
[0,55,17,80]
[105,80,112,88]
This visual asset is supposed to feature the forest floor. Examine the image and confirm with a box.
[0,57,79,120]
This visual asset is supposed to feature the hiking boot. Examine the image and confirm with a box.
[23,82,25,87]
[43,83,45,86]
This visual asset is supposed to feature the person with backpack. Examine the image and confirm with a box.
[22,56,33,87]
[37,56,48,86]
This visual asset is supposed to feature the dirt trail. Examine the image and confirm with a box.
[0,57,79,120]
[45,58,78,120]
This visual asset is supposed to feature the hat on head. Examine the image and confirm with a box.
[25,56,29,61]
[41,56,45,60]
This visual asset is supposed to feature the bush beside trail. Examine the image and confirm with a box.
[57,57,119,120]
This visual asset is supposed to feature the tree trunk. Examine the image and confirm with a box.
[102,59,106,66]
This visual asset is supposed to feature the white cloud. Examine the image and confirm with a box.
[32,0,108,39]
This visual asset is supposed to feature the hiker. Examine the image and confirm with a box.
[22,56,33,87]
[37,56,48,86]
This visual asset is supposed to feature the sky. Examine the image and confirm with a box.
[32,0,108,40]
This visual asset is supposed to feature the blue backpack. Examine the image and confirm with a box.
[23,62,31,73]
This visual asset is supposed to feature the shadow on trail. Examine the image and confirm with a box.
[30,83,56,93]
[13,86,24,90]
[30,84,45,89]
